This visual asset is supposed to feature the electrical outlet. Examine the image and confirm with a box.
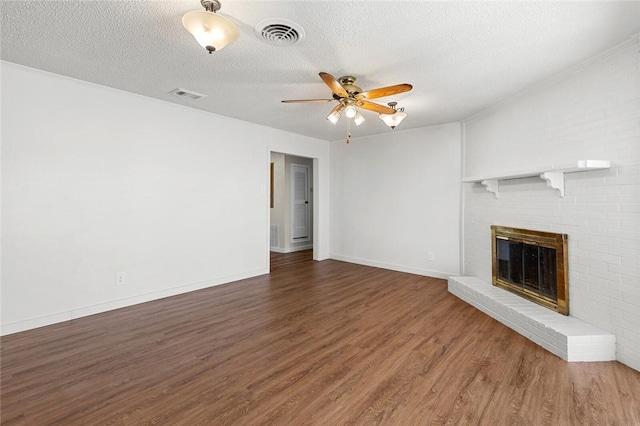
[116,272,126,286]
[427,251,435,261]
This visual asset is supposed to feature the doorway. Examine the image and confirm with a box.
[269,153,314,256]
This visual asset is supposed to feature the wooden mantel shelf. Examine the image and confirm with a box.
[462,160,611,198]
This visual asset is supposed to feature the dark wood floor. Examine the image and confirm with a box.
[269,249,314,269]
[2,252,639,425]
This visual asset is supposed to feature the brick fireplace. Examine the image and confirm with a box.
[457,40,639,370]
[449,226,615,362]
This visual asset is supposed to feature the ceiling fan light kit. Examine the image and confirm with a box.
[283,72,412,138]
[379,102,407,129]
[345,105,357,118]
[182,0,239,54]
[327,109,340,125]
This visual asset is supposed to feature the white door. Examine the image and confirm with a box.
[291,163,310,241]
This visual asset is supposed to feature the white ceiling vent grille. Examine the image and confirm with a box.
[169,88,206,100]
[255,19,305,47]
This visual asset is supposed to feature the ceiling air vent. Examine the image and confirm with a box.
[169,88,206,100]
[255,19,305,47]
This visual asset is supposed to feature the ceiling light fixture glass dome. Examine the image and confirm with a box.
[326,109,341,125]
[182,0,239,54]
[378,102,407,129]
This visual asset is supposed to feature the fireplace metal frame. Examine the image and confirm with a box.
[491,225,569,315]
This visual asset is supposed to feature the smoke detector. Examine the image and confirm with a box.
[254,19,305,47]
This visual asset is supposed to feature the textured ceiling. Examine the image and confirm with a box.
[2,1,639,141]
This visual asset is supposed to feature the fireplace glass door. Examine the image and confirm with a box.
[497,239,557,301]
[492,226,568,315]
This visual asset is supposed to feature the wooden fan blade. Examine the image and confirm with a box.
[356,83,413,100]
[281,99,335,103]
[319,72,348,98]
[328,103,346,115]
[356,100,397,114]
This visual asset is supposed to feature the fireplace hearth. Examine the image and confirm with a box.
[491,226,568,315]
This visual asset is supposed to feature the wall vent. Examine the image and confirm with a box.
[169,88,206,100]
[270,224,280,248]
[255,19,305,47]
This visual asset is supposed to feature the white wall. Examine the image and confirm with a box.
[330,123,462,279]
[462,39,640,371]
[1,62,330,334]
[269,152,285,250]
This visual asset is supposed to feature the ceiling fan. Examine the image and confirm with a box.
[282,72,412,127]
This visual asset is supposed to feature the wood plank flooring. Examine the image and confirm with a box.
[269,249,313,269]
[2,253,639,425]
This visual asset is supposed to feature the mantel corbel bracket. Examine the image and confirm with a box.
[480,179,500,199]
[540,171,565,197]
[464,160,609,199]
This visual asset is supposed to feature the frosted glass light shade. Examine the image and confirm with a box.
[326,110,340,124]
[353,111,366,126]
[182,10,239,52]
[379,110,407,129]
[345,105,357,118]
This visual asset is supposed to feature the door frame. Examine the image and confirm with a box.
[267,149,320,269]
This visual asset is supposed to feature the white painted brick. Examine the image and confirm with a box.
[617,300,640,316]
[606,194,640,204]
[621,238,640,249]
[606,174,640,186]
[612,212,640,223]
[568,350,616,362]
[591,253,622,266]
[611,315,640,332]
[541,341,567,360]
[578,256,608,269]
[586,184,621,195]
[617,146,640,158]
[619,184,640,194]
[567,335,599,344]
[448,277,616,362]
[569,342,616,354]
[619,265,640,278]
[462,40,639,371]
[622,329,640,347]
[585,234,620,245]
[589,268,621,282]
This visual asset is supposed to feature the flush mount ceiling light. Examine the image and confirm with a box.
[182,0,239,54]
[378,102,407,129]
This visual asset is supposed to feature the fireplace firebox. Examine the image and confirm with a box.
[491,226,569,315]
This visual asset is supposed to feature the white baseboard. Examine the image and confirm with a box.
[285,244,313,253]
[329,254,453,280]
[0,267,269,336]
[270,244,313,254]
